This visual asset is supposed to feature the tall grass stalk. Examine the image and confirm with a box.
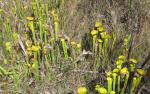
[107,77,113,93]
[120,73,129,94]
[130,77,137,94]
[28,20,36,43]
[61,38,68,60]
[112,73,117,91]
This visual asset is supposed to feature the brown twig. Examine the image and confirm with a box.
[140,52,150,69]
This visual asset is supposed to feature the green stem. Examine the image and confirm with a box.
[130,77,137,94]
[118,75,121,93]
[121,73,129,94]
[112,73,117,91]
[92,35,97,54]
[107,77,113,93]
[134,76,142,91]
[28,21,36,43]
[54,21,59,40]
[61,39,68,60]
[39,7,43,41]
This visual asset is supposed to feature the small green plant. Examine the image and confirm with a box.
[92,56,145,94]
[76,21,146,94]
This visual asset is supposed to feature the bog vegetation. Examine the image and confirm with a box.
[0,0,150,94]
